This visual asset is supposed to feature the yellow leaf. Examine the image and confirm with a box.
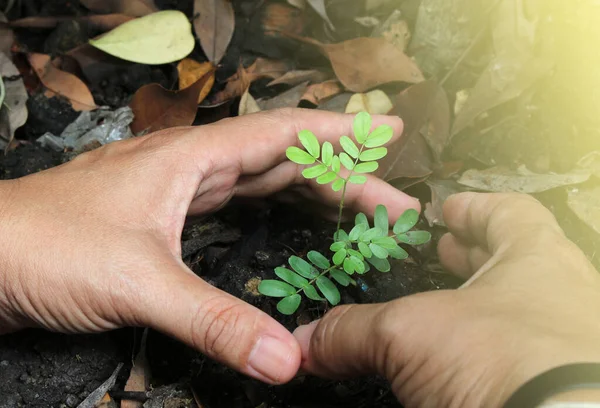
[345,90,393,114]
[89,10,194,65]
[177,59,215,103]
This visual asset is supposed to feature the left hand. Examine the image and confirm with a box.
[0,108,418,384]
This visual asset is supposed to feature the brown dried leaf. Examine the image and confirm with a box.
[80,0,158,17]
[268,70,327,87]
[28,53,97,111]
[239,88,261,116]
[193,0,235,64]
[258,82,308,111]
[130,69,214,134]
[177,59,215,104]
[122,330,150,408]
[0,52,28,148]
[316,93,352,113]
[301,80,342,105]
[371,10,410,52]
[345,89,393,114]
[10,14,134,31]
[67,43,130,86]
[287,35,424,92]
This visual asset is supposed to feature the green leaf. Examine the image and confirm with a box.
[277,294,301,315]
[332,178,345,192]
[274,267,309,288]
[316,276,341,305]
[302,164,327,179]
[330,241,346,252]
[298,130,320,158]
[397,231,432,246]
[368,256,391,272]
[353,112,372,144]
[343,257,355,274]
[347,249,364,260]
[334,229,349,241]
[317,172,338,185]
[349,223,368,241]
[360,147,388,161]
[360,227,383,242]
[365,124,393,148]
[286,146,316,165]
[340,136,359,158]
[374,205,389,235]
[330,269,352,286]
[89,11,195,65]
[393,209,420,234]
[288,256,319,278]
[321,141,334,165]
[369,243,388,259]
[308,251,331,269]
[372,236,397,249]
[387,244,409,260]
[349,175,367,184]
[350,256,366,274]
[339,153,355,170]
[333,248,347,265]
[331,155,341,173]
[355,213,369,227]
[355,162,379,174]
[258,280,296,297]
[303,285,325,301]
[358,242,372,258]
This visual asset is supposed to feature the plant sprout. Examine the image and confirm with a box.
[258,112,432,315]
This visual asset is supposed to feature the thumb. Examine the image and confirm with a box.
[131,255,301,385]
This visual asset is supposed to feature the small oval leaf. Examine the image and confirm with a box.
[360,147,388,161]
[369,243,388,259]
[374,204,389,234]
[349,175,367,184]
[330,241,346,252]
[322,141,334,165]
[303,285,325,301]
[353,111,372,144]
[365,124,393,148]
[397,231,432,246]
[317,171,338,185]
[258,280,296,297]
[393,209,420,234]
[355,161,379,173]
[289,256,319,278]
[358,241,373,258]
[331,155,341,173]
[339,152,355,170]
[360,227,383,242]
[355,212,369,226]
[308,250,331,269]
[333,248,347,265]
[302,164,328,179]
[277,294,301,315]
[340,135,359,158]
[372,236,397,249]
[343,257,355,274]
[286,146,316,165]
[316,276,341,305]
[350,256,366,274]
[275,267,309,288]
[334,229,349,241]
[330,269,352,286]
[332,178,345,191]
[368,256,391,272]
[349,223,368,241]
[298,129,320,158]
[387,244,409,260]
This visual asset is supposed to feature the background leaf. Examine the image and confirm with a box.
[277,294,302,315]
[316,276,341,305]
[90,11,194,65]
[193,0,235,64]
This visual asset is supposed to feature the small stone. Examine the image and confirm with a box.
[65,394,79,408]
[0,360,9,366]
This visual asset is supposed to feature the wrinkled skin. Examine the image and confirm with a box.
[0,109,418,385]
[294,192,600,407]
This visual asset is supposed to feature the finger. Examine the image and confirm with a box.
[437,233,492,279]
[442,192,564,255]
[235,161,421,221]
[195,108,404,175]
[130,252,301,385]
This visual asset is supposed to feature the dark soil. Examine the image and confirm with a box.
[0,143,458,408]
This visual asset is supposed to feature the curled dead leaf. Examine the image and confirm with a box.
[345,89,393,114]
[301,80,342,105]
[239,88,261,116]
[0,52,28,149]
[177,59,215,104]
[268,70,327,87]
[258,82,308,111]
[28,53,97,111]
[193,0,235,64]
[130,68,214,134]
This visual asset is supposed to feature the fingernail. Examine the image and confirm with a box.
[248,336,294,384]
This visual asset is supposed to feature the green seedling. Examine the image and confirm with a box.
[258,112,432,315]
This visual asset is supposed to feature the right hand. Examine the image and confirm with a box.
[294,193,600,407]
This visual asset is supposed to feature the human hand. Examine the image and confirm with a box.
[294,192,600,407]
[0,109,418,385]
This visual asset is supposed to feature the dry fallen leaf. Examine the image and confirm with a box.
[371,10,410,52]
[268,70,327,87]
[122,329,150,408]
[567,185,600,235]
[193,0,235,64]
[301,80,342,105]
[177,59,215,104]
[67,43,131,86]
[130,70,213,134]
[28,53,97,111]
[239,88,261,116]
[286,34,424,92]
[306,0,335,30]
[458,166,591,194]
[79,0,158,17]
[258,82,309,111]
[345,89,393,114]
[317,93,352,113]
[213,58,289,103]
[0,52,28,149]
[424,179,467,227]
[0,12,14,56]
[10,14,134,31]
